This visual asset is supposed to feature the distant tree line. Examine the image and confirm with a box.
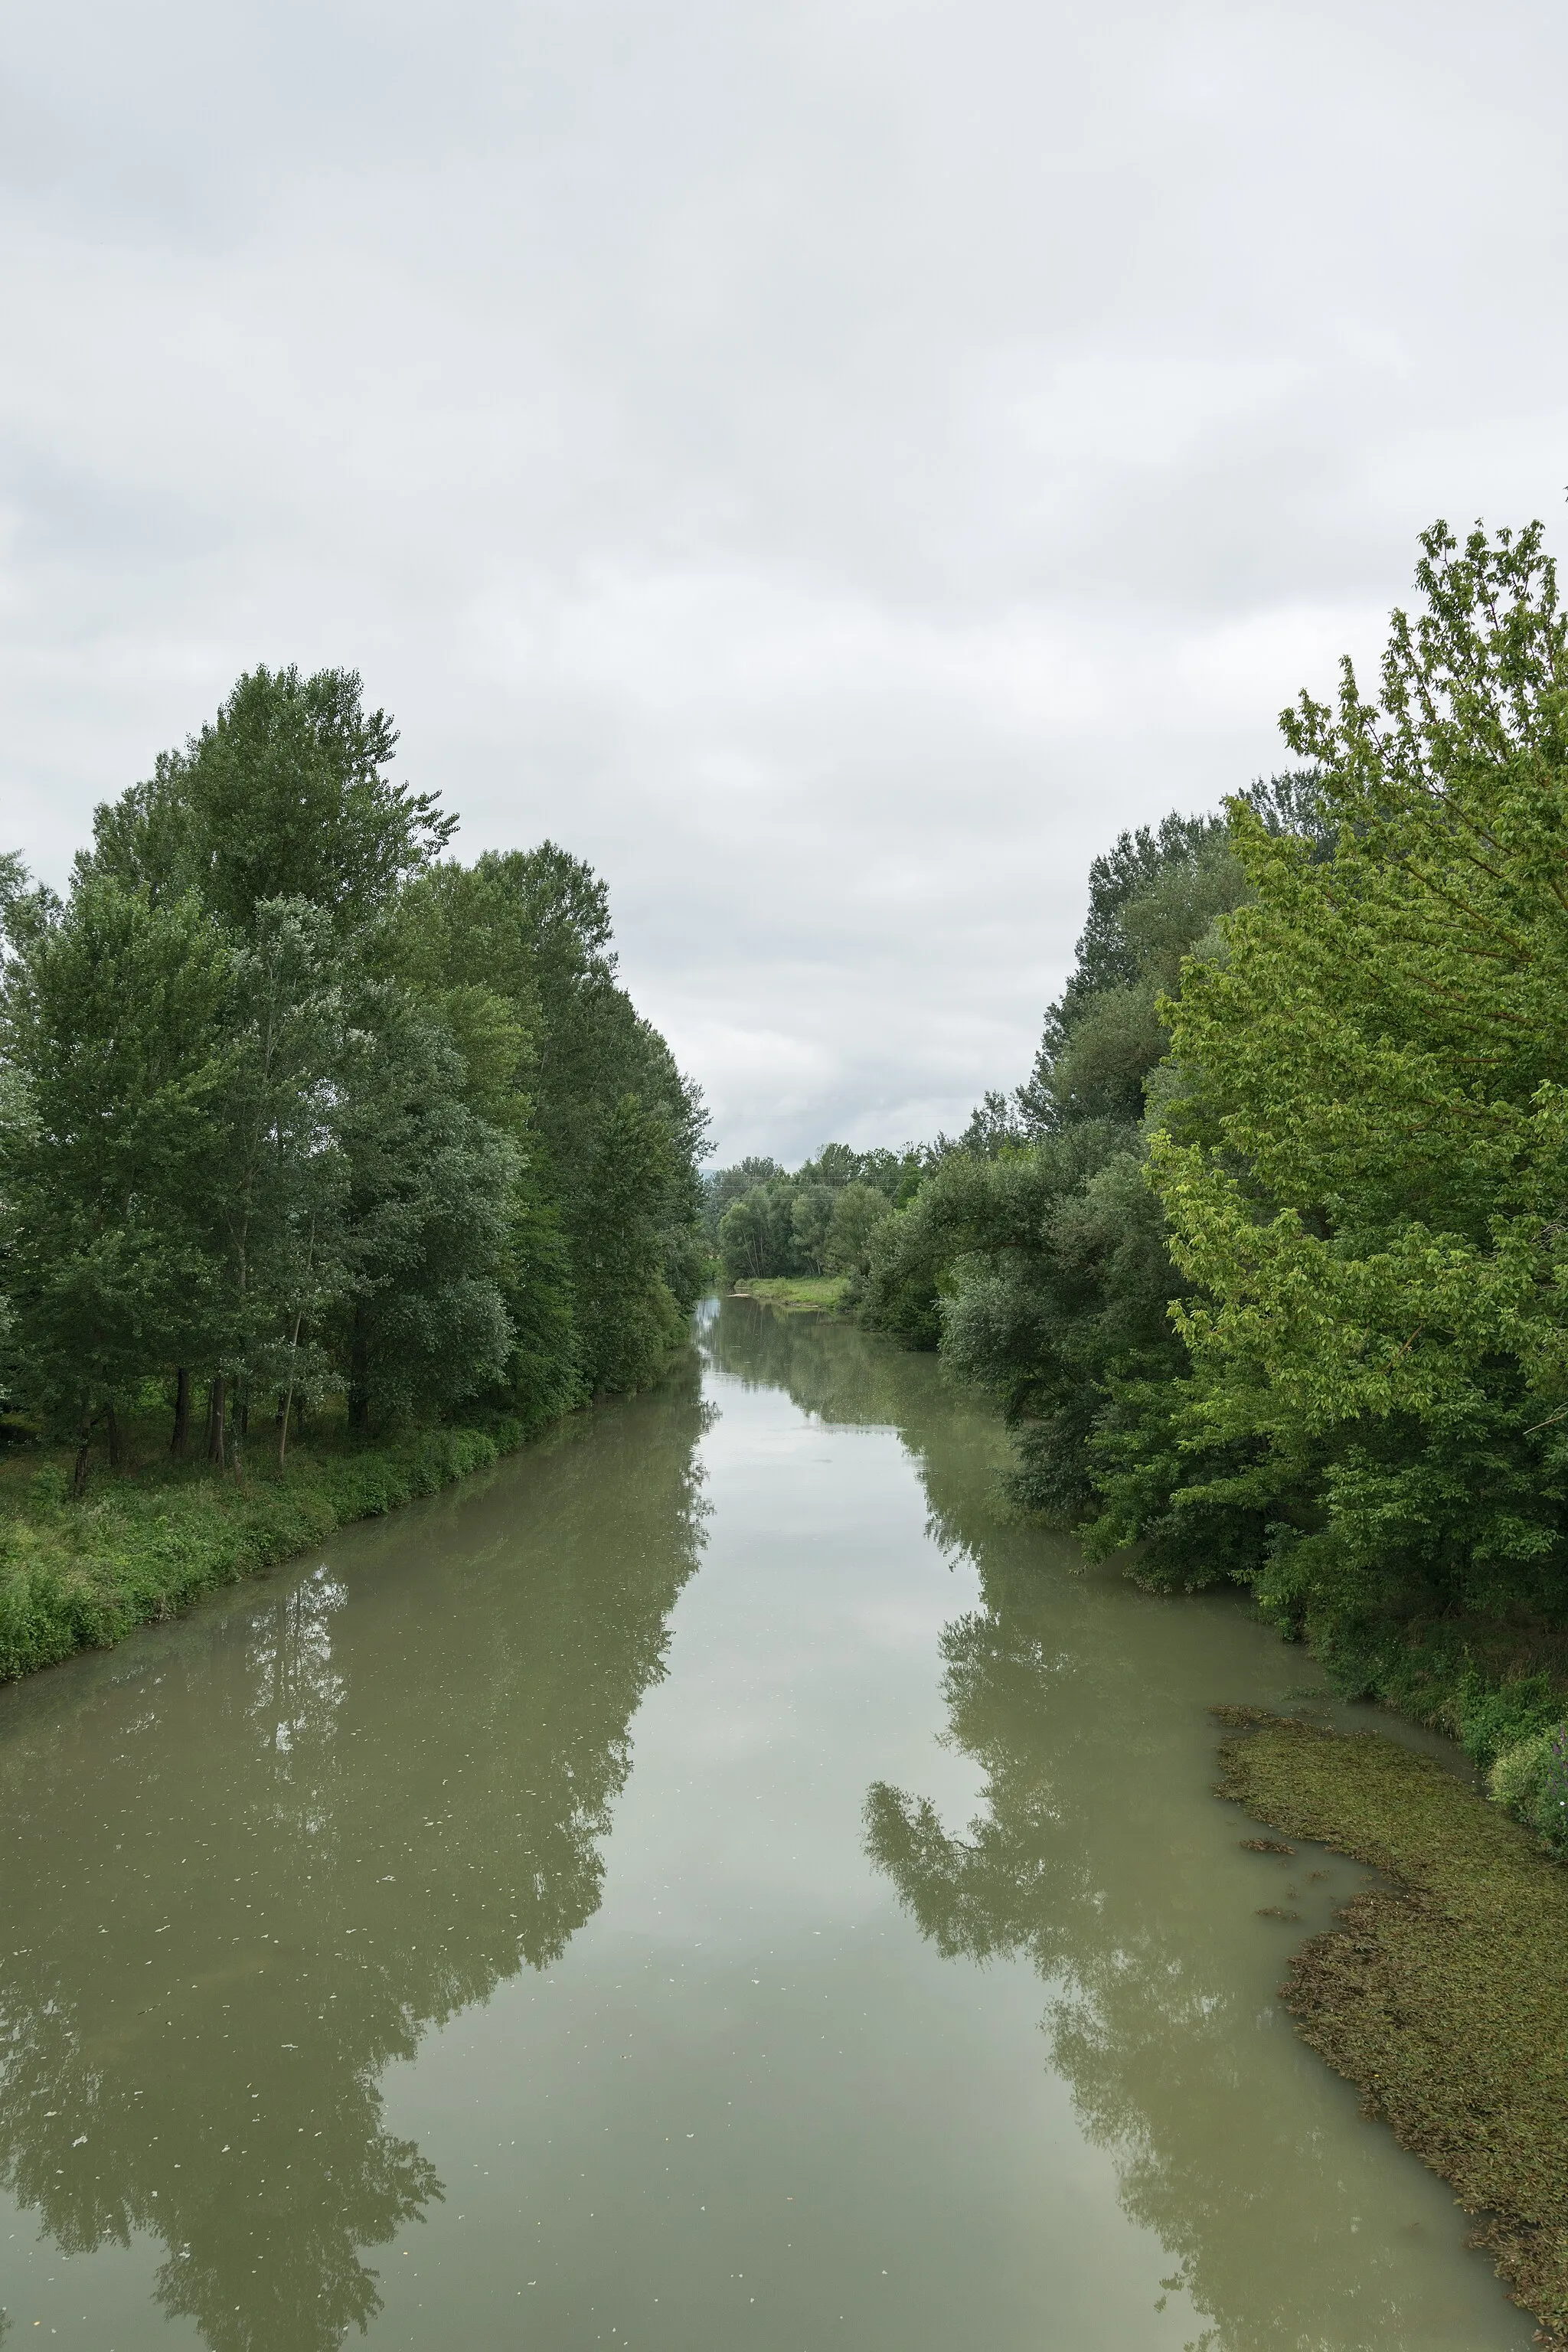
[847,521,1568,1762]
[702,1142,929,1286]
[0,666,706,1487]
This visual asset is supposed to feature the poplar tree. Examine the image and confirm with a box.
[0,877,232,1482]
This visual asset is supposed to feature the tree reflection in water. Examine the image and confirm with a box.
[0,1360,710,2352]
[710,1299,1494,2352]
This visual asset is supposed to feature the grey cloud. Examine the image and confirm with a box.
[3,0,1566,1161]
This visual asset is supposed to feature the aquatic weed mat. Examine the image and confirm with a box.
[1213,1706,1568,2345]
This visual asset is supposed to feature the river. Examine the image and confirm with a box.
[0,1299,1535,2350]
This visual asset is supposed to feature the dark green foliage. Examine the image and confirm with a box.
[334,985,519,1427]
[717,1180,799,1284]
[0,877,234,1448]
[390,847,706,1395]
[1455,1672,1565,1769]
[701,1156,783,1239]
[569,1094,687,1393]
[858,812,1253,1581]
[498,1186,583,1431]
[81,665,454,936]
[1015,813,1249,1133]
[822,1181,891,1276]
[0,669,704,1669]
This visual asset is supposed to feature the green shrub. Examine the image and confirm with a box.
[1456,1672,1564,1770]
[1489,1723,1568,1857]
[0,1417,529,1684]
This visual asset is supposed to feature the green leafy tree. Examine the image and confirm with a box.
[1017,818,1246,1132]
[717,1181,799,1283]
[83,666,454,938]
[0,876,234,1481]
[717,1192,770,1282]
[789,1183,836,1271]
[822,1181,892,1277]
[0,670,704,1491]
[203,900,348,1467]
[382,845,705,1396]
[1148,518,1568,1684]
[333,985,518,1429]
[570,1094,687,1392]
[701,1157,784,1240]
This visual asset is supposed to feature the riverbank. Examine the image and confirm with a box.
[730,1275,849,1312]
[0,1417,527,1682]
[1216,1708,1568,2345]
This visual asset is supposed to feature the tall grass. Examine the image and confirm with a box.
[0,1419,523,1681]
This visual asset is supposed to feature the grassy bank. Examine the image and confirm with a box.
[730,1276,849,1313]
[1215,1708,1568,2344]
[0,1416,527,1683]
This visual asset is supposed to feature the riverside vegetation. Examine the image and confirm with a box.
[704,518,1568,2335]
[0,665,705,1678]
[710,520,1568,1837]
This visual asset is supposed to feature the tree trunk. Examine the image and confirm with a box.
[206,1375,227,1468]
[348,1308,371,1433]
[71,1429,91,1500]
[170,1367,191,1459]
[105,1403,125,1474]
[278,1220,317,1475]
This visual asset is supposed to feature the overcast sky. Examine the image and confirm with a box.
[2,0,1564,1163]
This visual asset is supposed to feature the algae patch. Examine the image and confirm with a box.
[1215,1708,1568,2344]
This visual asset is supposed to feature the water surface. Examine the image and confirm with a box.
[0,1302,1534,2350]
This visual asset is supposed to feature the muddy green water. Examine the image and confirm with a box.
[0,1302,1535,2351]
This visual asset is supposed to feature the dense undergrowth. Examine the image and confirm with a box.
[0,1414,526,1681]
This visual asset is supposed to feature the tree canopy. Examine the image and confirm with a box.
[848,518,1568,1755]
[0,667,706,1484]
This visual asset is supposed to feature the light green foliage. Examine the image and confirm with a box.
[1489,1723,1568,1856]
[913,520,1568,1731]
[717,1190,776,1284]
[851,522,1568,1744]
[709,1141,926,1288]
[1151,520,1568,1682]
[729,1275,848,1312]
